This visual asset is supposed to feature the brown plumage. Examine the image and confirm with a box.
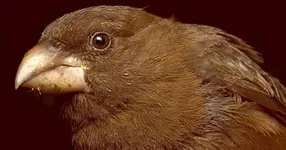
[15,5,286,150]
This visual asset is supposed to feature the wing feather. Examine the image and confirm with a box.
[190,28,286,123]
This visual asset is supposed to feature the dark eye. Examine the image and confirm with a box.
[91,32,111,50]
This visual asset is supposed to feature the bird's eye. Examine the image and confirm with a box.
[91,32,111,50]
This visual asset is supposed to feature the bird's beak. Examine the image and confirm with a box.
[15,43,89,94]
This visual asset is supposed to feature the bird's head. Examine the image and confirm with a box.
[15,6,155,93]
[15,6,206,148]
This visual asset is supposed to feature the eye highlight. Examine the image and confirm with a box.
[91,32,112,50]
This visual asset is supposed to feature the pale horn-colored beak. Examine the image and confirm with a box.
[15,43,90,94]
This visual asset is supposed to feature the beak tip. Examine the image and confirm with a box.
[14,74,24,90]
[14,80,21,90]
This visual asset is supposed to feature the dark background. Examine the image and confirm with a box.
[2,0,285,149]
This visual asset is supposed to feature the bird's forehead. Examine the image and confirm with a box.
[40,6,158,42]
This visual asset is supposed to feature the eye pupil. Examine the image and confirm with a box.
[92,33,111,49]
[95,36,105,46]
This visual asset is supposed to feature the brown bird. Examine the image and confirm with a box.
[15,5,286,150]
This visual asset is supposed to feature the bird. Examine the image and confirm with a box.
[14,5,286,150]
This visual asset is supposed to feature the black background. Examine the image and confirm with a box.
[2,0,285,149]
